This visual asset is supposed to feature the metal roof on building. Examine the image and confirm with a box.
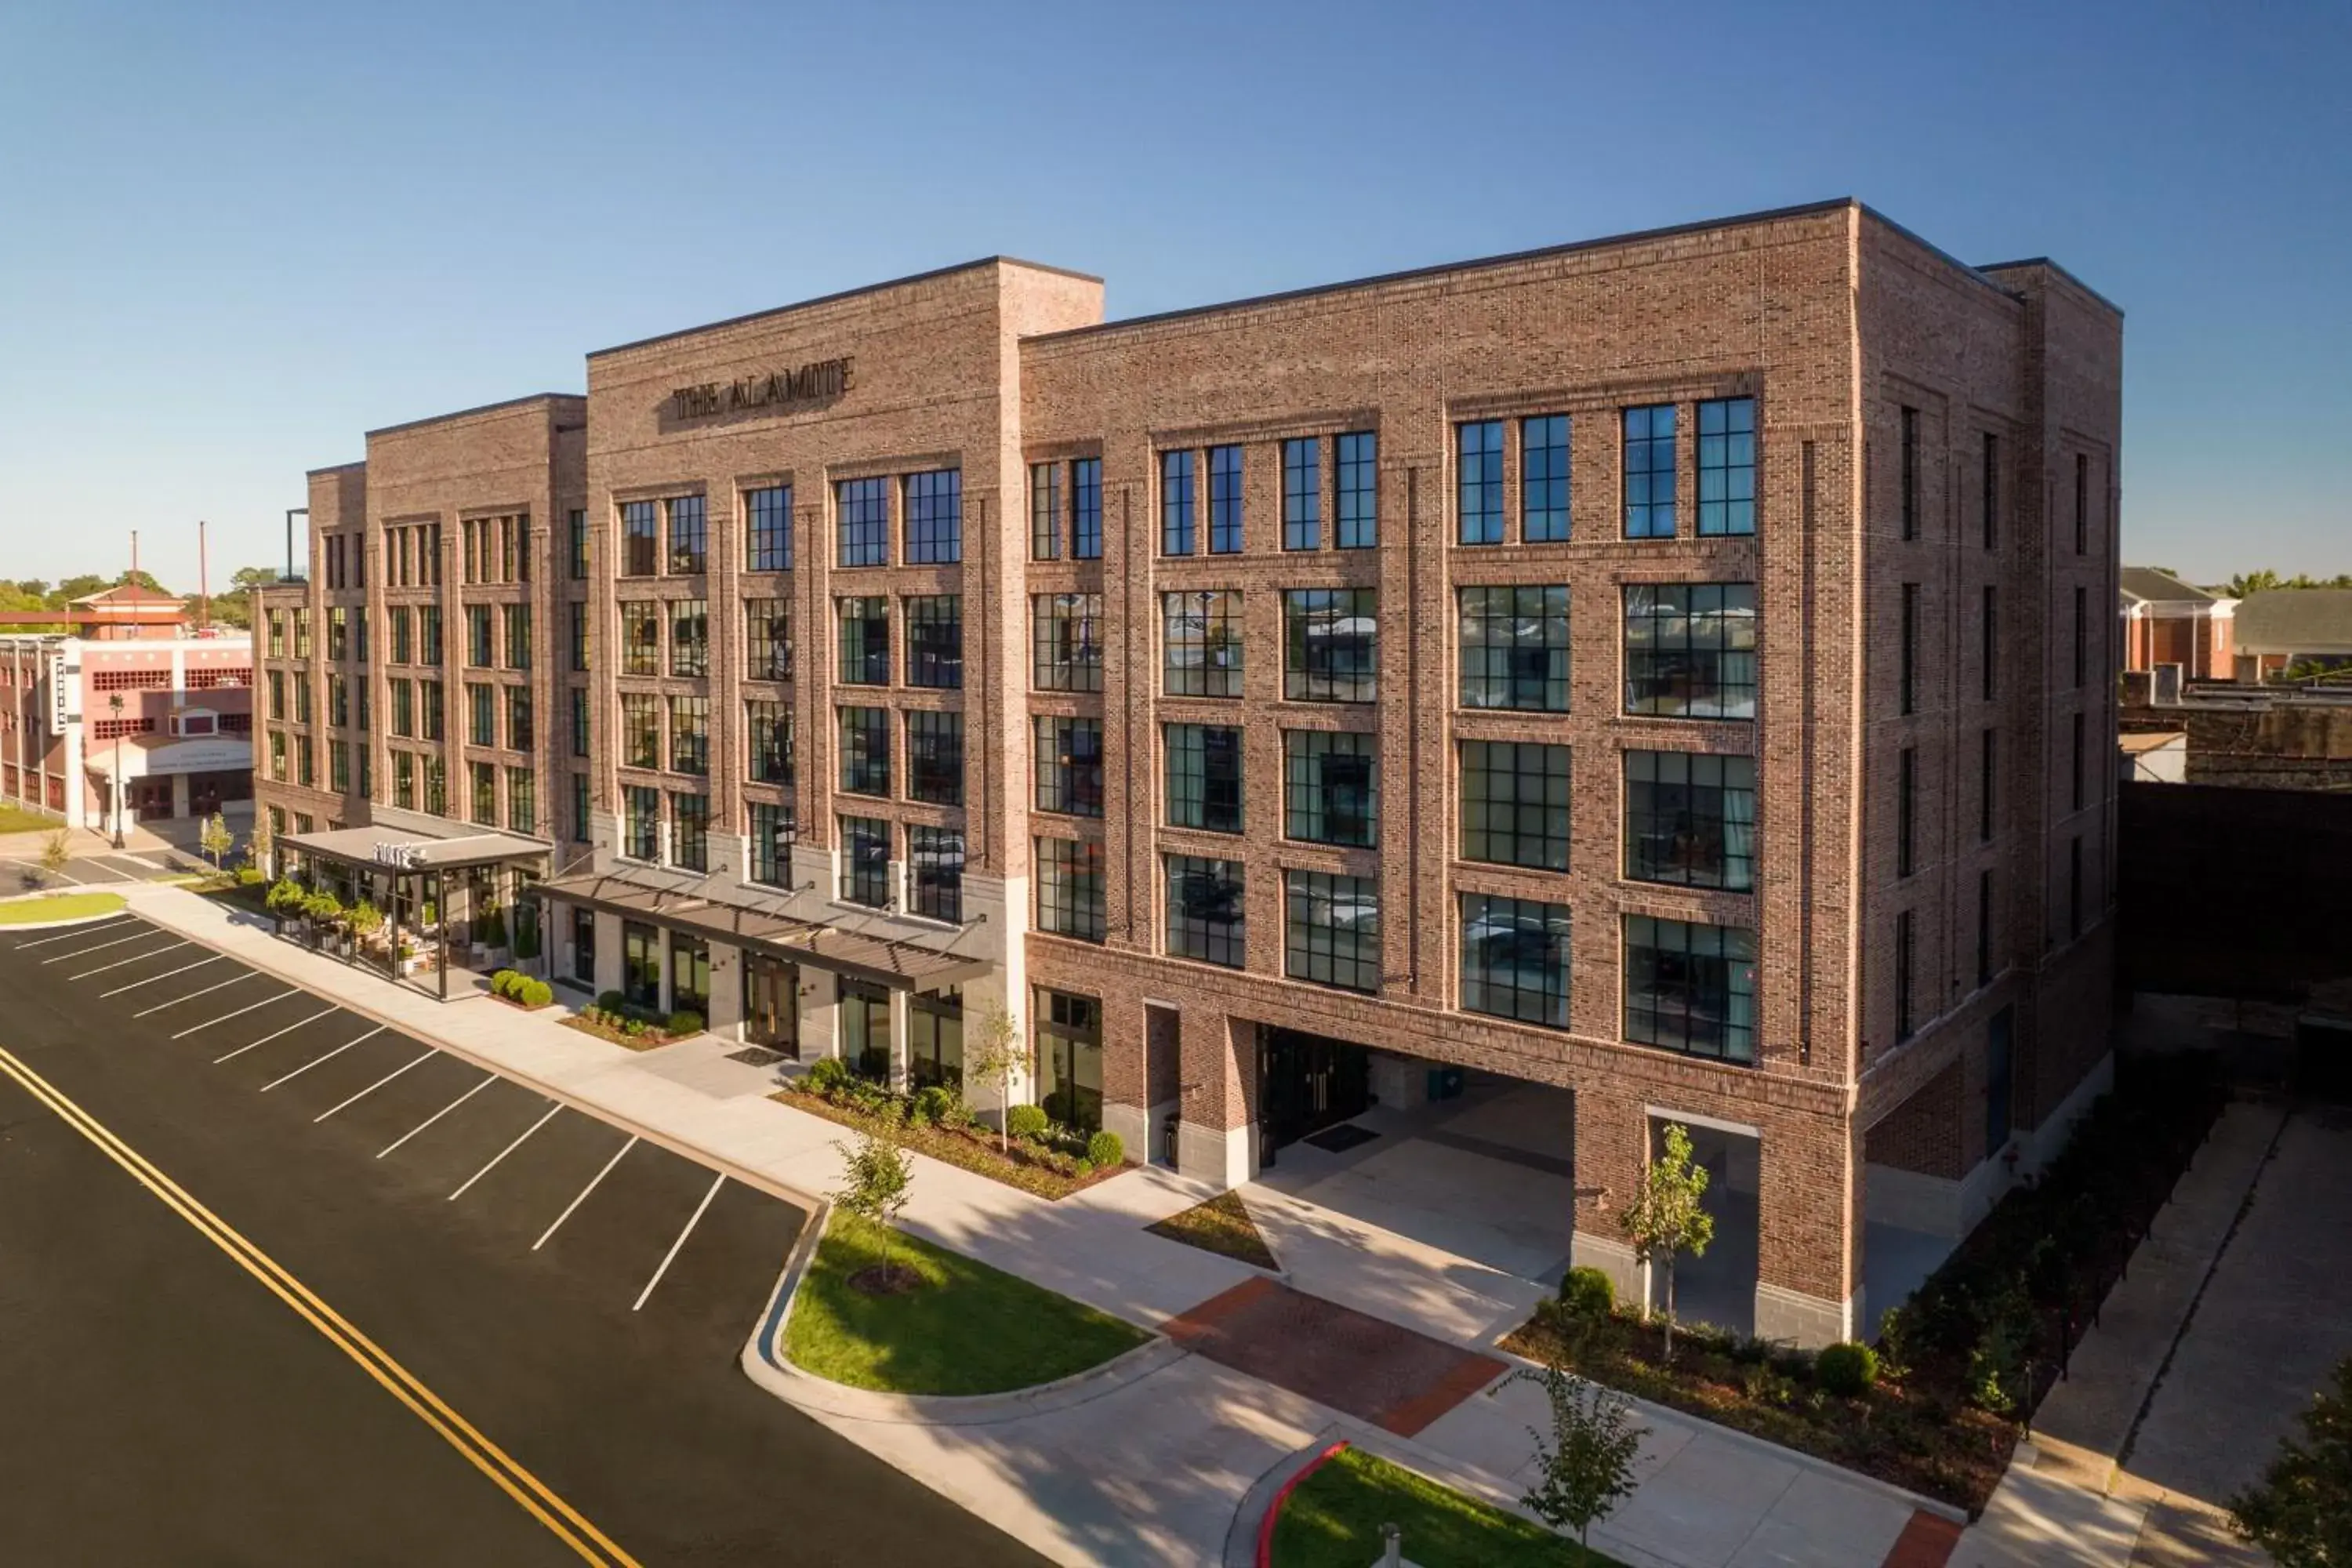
[281,822,551,872]
[2236,590,2352,654]
[2118,568,2219,606]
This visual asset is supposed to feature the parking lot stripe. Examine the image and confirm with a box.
[379,1072,499,1158]
[314,1049,437,1123]
[449,1105,562,1201]
[533,1137,638,1251]
[172,989,298,1039]
[130,971,256,1018]
[214,1005,341,1064]
[260,1026,387,1092]
[633,1172,725,1312]
[100,953,226,997]
[46,863,88,886]
[13,916,136,949]
[69,940,189,980]
[39,928,153,963]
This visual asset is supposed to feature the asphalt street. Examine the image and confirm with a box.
[0,913,1050,1566]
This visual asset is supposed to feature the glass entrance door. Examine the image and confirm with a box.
[1261,1027,1371,1150]
[743,955,797,1055]
[570,906,596,986]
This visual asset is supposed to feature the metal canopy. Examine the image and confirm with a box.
[531,871,989,993]
[281,822,551,873]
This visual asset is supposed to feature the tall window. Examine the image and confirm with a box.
[1030,461,1062,561]
[669,695,709,775]
[731,483,789,572]
[329,741,350,793]
[1624,751,1756,890]
[1624,916,1755,1063]
[1165,856,1244,967]
[570,687,590,759]
[622,693,660,769]
[1036,838,1105,942]
[1900,405,1920,539]
[422,755,447,815]
[1623,404,1677,538]
[2070,834,2084,938]
[838,597,890,686]
[1034,989,1101,1131]
[1284,730,1377,847]
[840,978,891,1080]
[1523,414,1570,541]
[1622,583,1757,719]
[749,802,793,887]
[1981,434,1998,550]
[327,673,347,728]
[906,710,964,805]
[837,477,889,568]
[1163,590,1243,697]
[506,685,532,750]
[1166,724,1243,834]
[418,605,441,664]
[568,601,590,673]
[466,604,493,668]
[1207,445,1243,554]
[1894,909,1915,1040]
[904,469,961,564]
[468,682,495,746]
[1461,740,1570,870]
[1283,437,1319,550]
[1980,727,1996,842]
[1457,420,1504,544]
[503,604,531,670]
[1981,586,1998,700]
[1286,871,1380,993]
[838,707,890,797]
[1161,449,1196,555]
[1461,894,1570,1028]
[666,495,706,575]
[327,607,349,662]
[1032,593,1102,693]
[1283,588,1377,702]
[840,816,890,907]
[904,595,963,689]
[1978,869,1994,985]
[2074,586,2088,687]
[390,606,412,664]
[1900,583,1919,714]
[1335,431,1377,548]
[1459,585,1570,711]
[1696,397,1756,536]
[2075,453,2089,555]
[622,603,660,675]
[1073,457,1102,560]
[568,508,589,579]
[506,767,535,834]
[1897,746,1917,877]
[746,600,790,681]
[622,499,658,577]
[1035,716,1103,817]
[390,678,414,738]
[2071,711,2085,811]
[746,701,792,784]
[393,750,416,809]
[419,679,445,741]
[571,773,591,845]
[470,761,497,825]
[909,827,964,923]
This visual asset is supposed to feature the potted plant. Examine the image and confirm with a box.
[347,899,385,958]
[477,903,510,971]
[265,877,305,935]
[301,889,344,953]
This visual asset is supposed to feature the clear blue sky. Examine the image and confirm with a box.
[2,0,2345,592]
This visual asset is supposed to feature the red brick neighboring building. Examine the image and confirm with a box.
[252,199,2122,1344]
[2118,567,2232,680]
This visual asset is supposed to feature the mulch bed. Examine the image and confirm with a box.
[560,1014,676,1052]
[771,1084,1130,1201]
[1147,1190,1279,1271]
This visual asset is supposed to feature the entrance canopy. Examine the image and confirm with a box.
[533,870,989,993]
[281,822,550,873]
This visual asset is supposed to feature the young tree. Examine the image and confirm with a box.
[198,811,234,871]
[829,1130,916,1287]
[964,1000,1033,1155]
[247,811,274,879]
[1621,1122,1716,1361]
[38,827,71,887]
[1512,1364,1642,1549]
[2232,1354,2352,1566]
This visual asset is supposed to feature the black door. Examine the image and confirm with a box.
[1261,1028,1371,1151]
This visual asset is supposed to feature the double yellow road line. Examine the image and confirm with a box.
[0,1043,640,1567]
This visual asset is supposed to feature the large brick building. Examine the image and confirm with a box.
[253,199,2122,1345]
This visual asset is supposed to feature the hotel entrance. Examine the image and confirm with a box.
[1259,1027,1371,1156]
[742,953,797,1054]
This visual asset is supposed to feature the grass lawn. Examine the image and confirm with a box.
[786,1211,1150,1396]
[1147,1190,1279,1271]
[1272,1446,1617,1568]
[0,891,126,924]
[0,805,56,835]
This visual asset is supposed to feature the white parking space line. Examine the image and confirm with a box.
[214,1006,340,1063]
[14,916,136,950]
[314,1049,436,1123]
[40,928,153,963]
[379,1072,499,1159]
[100,953,225,996]
[69,940,189,980]
[45,862,88,886]
[130,971,256,1017]
[634,1172,725,1312]
[449,1105,562,1201]
[104,855,163,875]
[533,1137,637,1251]
[259,1025,387,1092]
[172,989,299,1039]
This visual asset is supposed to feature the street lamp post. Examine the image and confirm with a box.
[107,693,126,850]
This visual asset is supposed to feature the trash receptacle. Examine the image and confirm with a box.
[1160,1112,1181,1169]
[1427,1065,1465,1102]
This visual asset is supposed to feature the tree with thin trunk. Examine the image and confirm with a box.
[247,811,274,879]
[1621,1122,1715,1362]
[830,1131,915,1289]
[1512,1363,1643,1549]
[964,1000,1032,1155]
[198,811,234,871]
[38,827,71,887]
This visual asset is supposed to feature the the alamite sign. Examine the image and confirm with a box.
[670,356,855,419]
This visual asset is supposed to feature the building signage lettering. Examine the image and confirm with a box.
[47,654,80,732]
[670,356,855,419]
[372,841,429,870]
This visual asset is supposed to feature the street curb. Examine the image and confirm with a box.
[0,898,132,931]
[737,1203,1185,1426]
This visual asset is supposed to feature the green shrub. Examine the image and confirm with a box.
[521,978,552,1008]
[489,968,516,997]
[236,865,264,886]
[1816,1341,1879,1398]
[512,922,541,961]
[1005,1104,1049,1142]
[595,989,626,1014]
[301,891,343,924]
[666,1009,704,1036]
[804,1057,848,1097]
[1559,1265,1616,1319]
[266,877,304,914]
[1073,1158,1094,1178]
[478,906,506,948]
[909,1085,956,1127]
[1085,1130,1124,1168]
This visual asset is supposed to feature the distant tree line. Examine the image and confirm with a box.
[2225,569,2352,597]
[1,565,278,630]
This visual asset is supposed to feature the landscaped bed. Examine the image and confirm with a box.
[561,990,701,1051]
[1148,1190,1279,1271]
[772,1062,1131,1200]
[1504,1051,2230,1513]
[0,891,126,924]
[1270,1445,1617,1568]
[784,1211,1149,1396]
[0,805,54,835]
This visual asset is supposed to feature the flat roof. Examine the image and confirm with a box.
[365,391,585,441]
[283,822,550,872]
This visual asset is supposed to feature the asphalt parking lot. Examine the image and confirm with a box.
[0,913,1044,1566]
[1,847,194,889]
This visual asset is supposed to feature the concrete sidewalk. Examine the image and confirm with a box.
[122,884,1958,1568]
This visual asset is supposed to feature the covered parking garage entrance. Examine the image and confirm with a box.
[1260,1027,1372,1151]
